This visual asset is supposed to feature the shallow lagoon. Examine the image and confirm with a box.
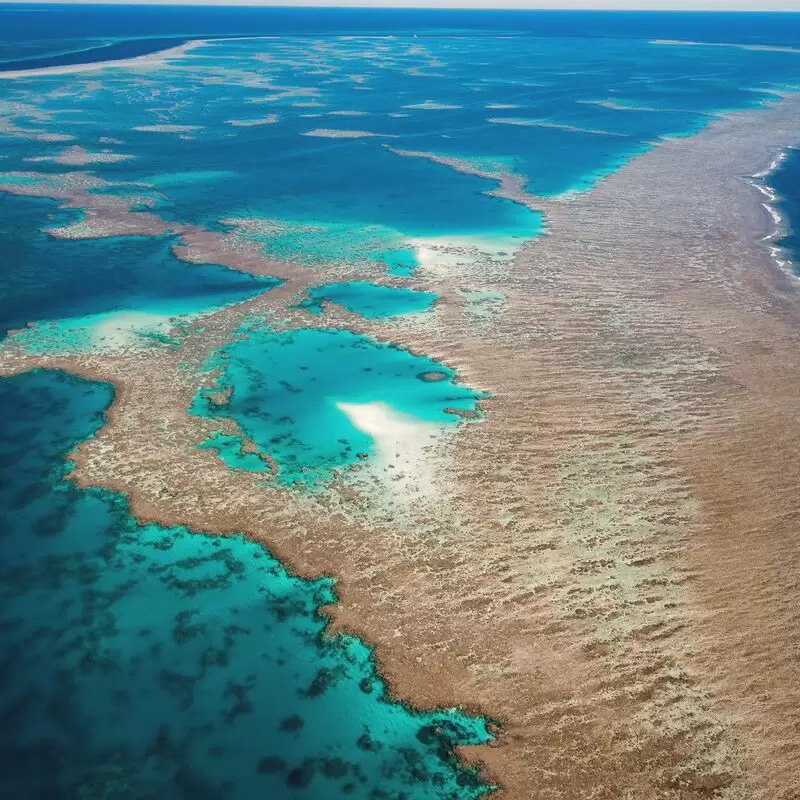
[0,369,493,798]
[191,326,485,486]
[296,281,438,318]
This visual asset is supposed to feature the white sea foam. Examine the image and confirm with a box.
[747,148,796,275]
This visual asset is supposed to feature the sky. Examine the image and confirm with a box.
[7,0,800,9]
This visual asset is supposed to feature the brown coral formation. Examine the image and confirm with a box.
[2,97,800,799]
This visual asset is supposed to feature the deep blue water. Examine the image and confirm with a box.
[4,6,800,61]
[768,147,800,274]
[0,369,493,799]
[0,194,279,340]
[0,194,280,353]
[0,35,191,71]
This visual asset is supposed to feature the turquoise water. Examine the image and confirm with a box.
[198,431,273,473]
[191,326,485,486]
[296,282,438,318]
[0,369,493,798]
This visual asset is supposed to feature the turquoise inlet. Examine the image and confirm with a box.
[190,327,486,486]
[385,248,421,277]
[296,281,438,318]
[197,431,273,473]
[0,369,493,798]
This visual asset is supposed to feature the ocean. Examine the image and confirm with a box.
[2,6,800,797]
[766,146,800,274]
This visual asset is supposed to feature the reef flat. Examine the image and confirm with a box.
[3,14,800,800]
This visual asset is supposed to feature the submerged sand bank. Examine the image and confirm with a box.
[0,40,202,79]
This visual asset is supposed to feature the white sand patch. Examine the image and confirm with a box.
[133,124,202,133]
[411,243,473,278]
[407,234,521,277]
[0,41,199,79]
[302,128,391,139]
[402,101,461,110]
[224,114,279,127]
[336,401,442,502]
[89,311,176,351]
[5,309,183,356]
[26,145,134,165]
